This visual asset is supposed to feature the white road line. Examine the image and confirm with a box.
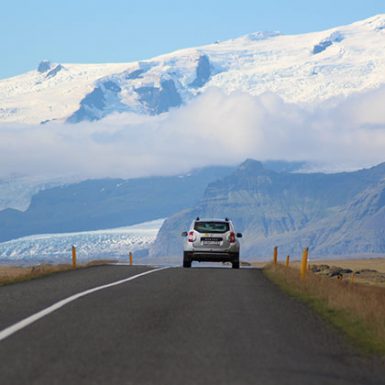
[0,267,168,342]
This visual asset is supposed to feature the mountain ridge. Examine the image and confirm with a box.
[1,14,385,124]
[0,166,234,242]
[0,161,306,242]
[150,160,385,259]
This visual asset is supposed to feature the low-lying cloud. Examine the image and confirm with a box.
[1,86,385,180]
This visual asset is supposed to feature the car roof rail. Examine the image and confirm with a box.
[196,216,200,221]
[225,217,230,221]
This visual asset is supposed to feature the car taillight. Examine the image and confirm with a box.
[188,231,195,242]
[229,232,236,243]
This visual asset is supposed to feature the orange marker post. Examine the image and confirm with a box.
[273,246,278,266]
[129,252,133,266]
[300,248,309,279]
[72,245,77,269]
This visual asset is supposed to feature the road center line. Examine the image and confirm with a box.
[0,266,168,342]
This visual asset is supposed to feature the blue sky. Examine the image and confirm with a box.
[1,0,384,79]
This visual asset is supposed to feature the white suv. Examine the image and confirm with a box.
[181,218,242,268]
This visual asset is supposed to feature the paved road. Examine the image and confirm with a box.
[0,265,384,385]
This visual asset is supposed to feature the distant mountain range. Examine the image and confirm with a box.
[1,160,384,261]
[0,166,233,242]
[1,15,385,124]
[0,161,307,243]
[151,160,385,260]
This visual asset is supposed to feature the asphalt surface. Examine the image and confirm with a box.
[0,265,384,385]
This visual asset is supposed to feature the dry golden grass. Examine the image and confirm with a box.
[310,260,385,287]
[0,260,120,286]
[291,258,385,273]
[0,264,74,286]
[264,264,385,355]
[254,257,385,287]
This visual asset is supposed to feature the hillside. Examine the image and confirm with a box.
[151,160,385,259]
[0,166,233,242]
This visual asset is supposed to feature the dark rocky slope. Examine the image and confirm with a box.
[151,160,385,259]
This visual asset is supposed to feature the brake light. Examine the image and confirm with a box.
[188,231,195,242]
[229,232,236,243]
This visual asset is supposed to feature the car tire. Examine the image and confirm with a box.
[183,252,192,268]
[232,254,240,269]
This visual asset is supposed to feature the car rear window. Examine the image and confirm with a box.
[194,221,230,234]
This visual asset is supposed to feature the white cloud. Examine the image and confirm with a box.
[1,86,385,180]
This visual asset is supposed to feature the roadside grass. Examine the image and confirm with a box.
[0,264,74,286]
[307,258,385,274]
[0,260,119,286]
[264,264,385,356]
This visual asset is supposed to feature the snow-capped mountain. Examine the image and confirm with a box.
[1,15,385,124]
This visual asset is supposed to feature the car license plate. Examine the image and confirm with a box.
[203,240,220,245]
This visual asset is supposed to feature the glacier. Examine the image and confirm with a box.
[0,219,164,265]
[1,15,385,124]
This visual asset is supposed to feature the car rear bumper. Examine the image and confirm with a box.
[186,251,239,262]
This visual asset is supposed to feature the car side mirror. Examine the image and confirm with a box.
[181,231,188,237]
[236,233,243,238]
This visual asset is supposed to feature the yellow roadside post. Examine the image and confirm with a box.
[72,245,77,269]
[129,252,133,266]
[286,255,290,267]
[273,246,278,266]
[300,247,309,279]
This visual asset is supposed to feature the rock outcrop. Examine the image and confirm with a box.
[151,160,385,259]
